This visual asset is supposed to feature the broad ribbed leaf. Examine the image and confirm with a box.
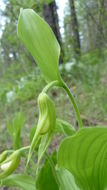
[57,169,80,190]
[1,174,36,190]
[58,127,107,190]
[17,9,61,83]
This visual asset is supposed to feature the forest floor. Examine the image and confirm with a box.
[0,53,107,190]
[0,52,107,152]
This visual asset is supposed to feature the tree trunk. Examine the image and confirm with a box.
[43,0,64,63]
[43,1,61,44]
[98,0,105,47]
[69,0,81,57]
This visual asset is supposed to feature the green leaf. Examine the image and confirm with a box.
[57,168,80,190]
[30,127,53,171]
[36,151,59,190]
[58,127,107,190]
[37,132,53,168]
[30,126,36,143]
[17,9,61,83]
[55,119,75,136]
[1,174,36,190]
[7,111,25,149]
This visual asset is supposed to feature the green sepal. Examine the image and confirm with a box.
[0,150,20,179]
[0,151,8,164]
[37,132,53,171]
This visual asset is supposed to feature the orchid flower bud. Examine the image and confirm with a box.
[26,92,56,167]
[0,150,20,179]
[37,92,56,135]
[0,151,8,164]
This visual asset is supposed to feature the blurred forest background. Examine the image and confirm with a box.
[0,0,107,149]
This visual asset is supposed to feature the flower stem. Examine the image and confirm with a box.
[42,80,60,93]
[42,79,83,129]
[62,81,83,129]
[19,146,30,153]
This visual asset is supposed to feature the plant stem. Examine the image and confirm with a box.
[6,150,14,153]
[42,80,60,93]
[45,152,60,187]
[31,159,37,172]
[42,79,82,129]
[19,146,30,153]
[62,81,83,129]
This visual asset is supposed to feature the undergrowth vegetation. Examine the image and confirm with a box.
[0,49,107,125]
[0,8,107,190]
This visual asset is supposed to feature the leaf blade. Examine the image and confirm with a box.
[58,127,107,190]
[17,9,61,83]
[1,174,36,190]
[7,111,25,149]
[57,168,80,190]
[55,118,75,136]
[36,151,59,190]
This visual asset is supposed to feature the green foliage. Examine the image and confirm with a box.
[36,151,59,190]
[58,127,107,190]
[0,5,107,190]
[1,174,36,190]
[0,0,36,67]
[69,53,107,121]
[57,168,80,190]
[0,69,45,104]
[17,9,61,83]
[55,118,75,136]
[16,78,43,102]
[7,111,25,149]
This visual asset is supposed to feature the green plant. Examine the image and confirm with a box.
[0,8,107,190]
[7,111,25,150]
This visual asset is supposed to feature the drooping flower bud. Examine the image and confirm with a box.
[0,150,20,179]
[37,92,56,135]
[26,92,56,167]
[0,151,8,164]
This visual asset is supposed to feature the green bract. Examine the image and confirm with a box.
[0,151,8,164]
[17,9,61,83]
[0,150,20,179]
